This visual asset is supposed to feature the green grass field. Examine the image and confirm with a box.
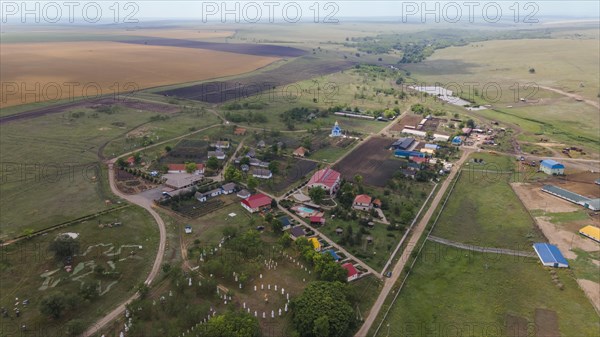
[0,206,159,334]
[432,170,544,250]
[371,242,600,337]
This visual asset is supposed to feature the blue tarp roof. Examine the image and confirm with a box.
[533,243,569,267]
[540,159,564,168]
[279,216,291,227]
[323,249,340,261]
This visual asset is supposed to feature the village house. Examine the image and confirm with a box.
[310,216,325,225]
[221,182,236,194]
[342,263,359,282]
[208,150,227,160]
[240,193,272,213]
[252,168,272,179]
[236,189,251,199]
[212,140,230,149]
[307,168,341,196]
[249,158,269,168]
[293,146,309,157]
[167,163,205,175]
[289,226,306,239]
[391,137,415,150]
[234,127,247,136]
[353,194,373,211]
[164,175,203,190]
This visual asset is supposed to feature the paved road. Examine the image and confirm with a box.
[80,162,167,337]
[354,148,472,337]
[428,235,536,258]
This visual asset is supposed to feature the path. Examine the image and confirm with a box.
[539,85,599,109]
[427,235,536,258]
[354,148,472,337]
[80,162,167,337]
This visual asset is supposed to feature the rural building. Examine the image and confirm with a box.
[540,160,565,175]
[309,237,321,251]
[310,216,325,225]
[307,168,341,196]
[331,121,342,137]
[334,111,374,120]
[335,227,343,235]
[323,249,340,262]
[462,127,472,135]
[579,225,600,243]
[252,168,272,179]
[195,191,208,202]
[241,164,250,172]
[234,127,247,136]
[165,187,194,198]
[213,141,230,149]
[394,150,425,159]
[290,226,306,239]
[257,140,266,148]
[240,193,272,213]
[221,183,236,194]
[424,143,439,151]
[402,129,427,137]
[420,148,435,155]
[249,158,269,168]
[391,137,415,150]
[279,216,292,230]
[293,146,309,157]
[164,175,203,189]
[126,156,136,166]
[167,163,205,175]
[184,226,192,234]
[433,134,450,142]
[410,156,429,164]
[342,263,359,281]
[353,194,373,211]
[541,185,600,211]
[596,179,600,185]
[451,136,462,146]
[237,189,251,199]
[245,149,256,158]
[533,243,569,268]
[208,151,226,160]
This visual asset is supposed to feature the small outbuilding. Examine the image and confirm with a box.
[533,243,569,268]
[540,160,565,175]
[579,225,600,243]
[342,263,359,281]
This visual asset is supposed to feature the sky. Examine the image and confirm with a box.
[2,1,599,24]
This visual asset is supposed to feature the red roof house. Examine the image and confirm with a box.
[126,156,135,166]
[310,216,325,225]
[353,194,373,211]
[342,263,359,281]
[293,146,309,157]
[409,156,429,164]
[307,168,341,195]
[168,163,205,175]
[241,193,273,213]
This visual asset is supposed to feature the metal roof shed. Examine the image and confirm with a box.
[533,243,569,268]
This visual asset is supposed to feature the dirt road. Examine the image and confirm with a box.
[80,162,167,337]
[354,149,472,337]
[539,85,599,109]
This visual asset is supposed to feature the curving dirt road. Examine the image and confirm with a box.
[354,149,472,337]
[80,161,167,337]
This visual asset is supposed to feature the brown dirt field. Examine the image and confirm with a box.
[113,29,234,40]
[535,217,598,259]
[395,114,422,129]
[544,172,600,198]
[577,279,600,314]
[0,41,279,108]
[511,182,580,213]
[333,137,398,187]
[505,314,529,337]
[534,308,559,337]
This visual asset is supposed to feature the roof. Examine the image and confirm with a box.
[424,143,439,150]
[164,175,203,189]
[372,198,382,206]
[309,237,321,249]
[290,226,305,238]
[221,182,236,191]
[308,168,341,189]
[252,168,272,177]
[237,189,251,198]
[310,216,324,223]
[540,159,564,169]
[234,127,247,135]
[410,156,428,164]
[279,216,291,227]
[391,137,415,150]
[579,225,600,242]
[452,136,462,143]
[533,243,569,267]
[342,263,359,277]
[542,185,589,204]
[586,199,600,211]
[354,194,372,205]
[294,146,308,155]
[241,193,272,209]
[323,249,340,261]
[126,156,135,164]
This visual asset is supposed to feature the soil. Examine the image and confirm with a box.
[511,182,580,213]
[535,217,598,259]
[577,279,600,314]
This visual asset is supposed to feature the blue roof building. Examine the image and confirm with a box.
[323,249,341,262]
[391,137,415,150]
[540,160,565,175]
[394,150,425,159]
[331,121,342,137]
[424,143,440,150]
[533,243,569,268]
[451,136,462,145]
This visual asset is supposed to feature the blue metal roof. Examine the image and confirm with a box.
[279,216,291,227]
[533,243,569,267]
[323,249,340,261]
[540,159,564,169]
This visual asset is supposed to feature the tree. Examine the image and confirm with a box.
[185,162,197,174]
[291,281,354,337]
[224,166,242,182]
[116,157,126,169]
[240,156,251,166]
[49,235,80,261]
[466,119,475,129]
[207,156,219,170]
[268,161,280,174]
[308,187,326,204]
[529,67,535,73]
[247,176,258,190]
[200,311,261,337]
[133,152,142,164]
[354,174,363,186]
[65,319,85,337]
[270,199,278,209]
[39,293,66,319]
[165,145,172,152]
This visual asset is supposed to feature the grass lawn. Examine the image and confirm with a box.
[0,206,159,334]
[371,242,600,337]
[432,170,545,250]
[466,152,517,171]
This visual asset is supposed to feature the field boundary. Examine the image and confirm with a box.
[427,235,536,257]
[0,204,131,246]
[371,170,462,337]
